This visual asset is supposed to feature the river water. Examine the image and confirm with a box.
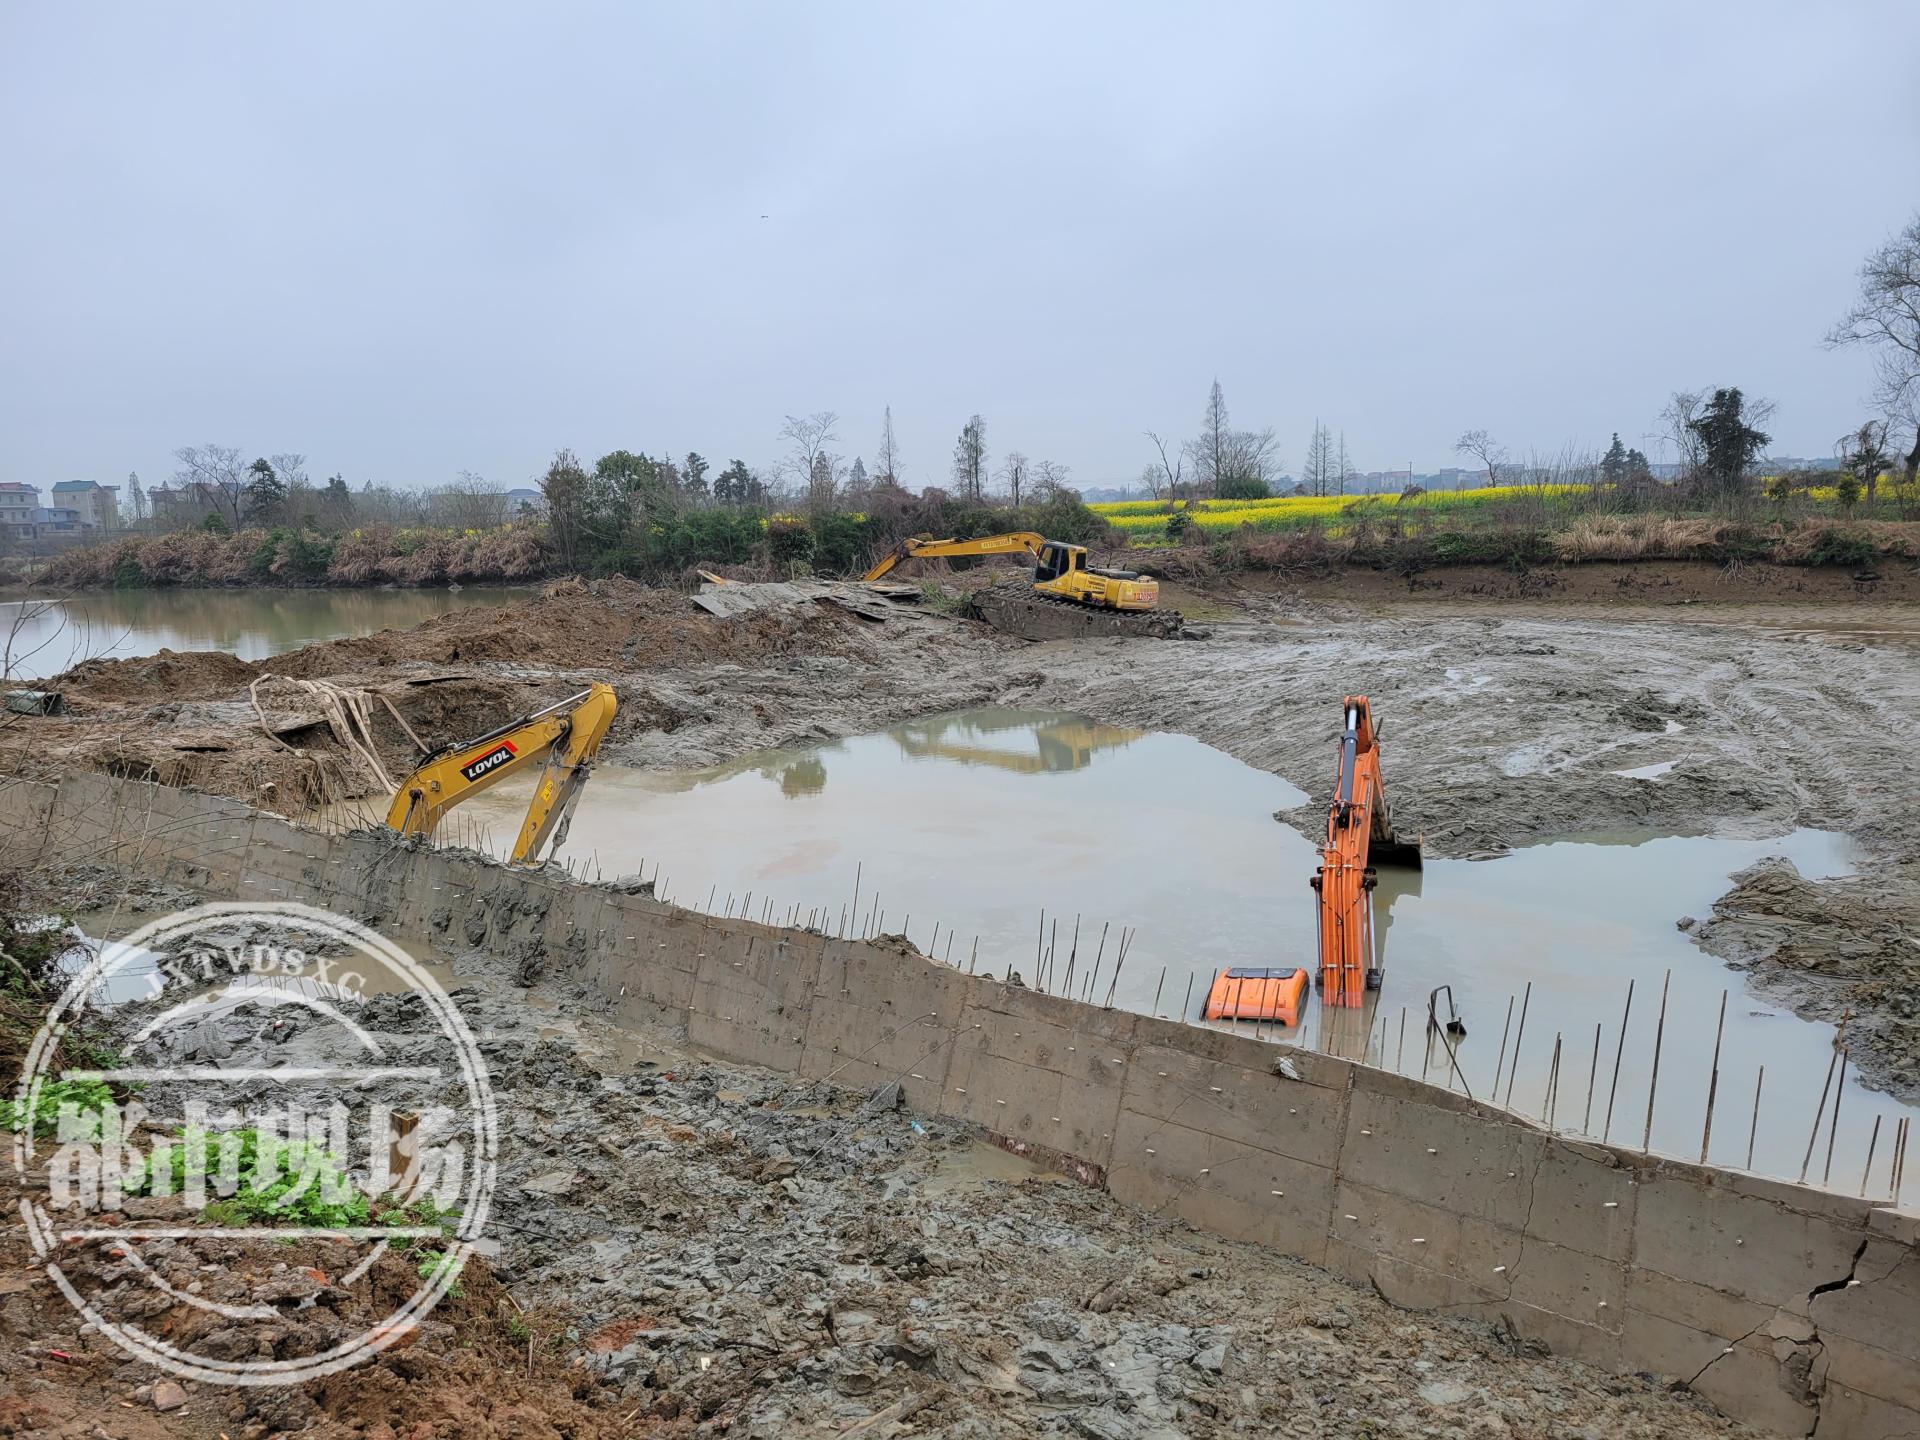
[333,705,1914,1195]
[0,587,526,680]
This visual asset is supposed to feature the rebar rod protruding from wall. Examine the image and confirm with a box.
[1861,1114,1883,1197]
[1504,982,1532,1109]
[1602,978,1635,1144]
[1583,1021,1601,1136]
[1700,989,1727,1164]
[1641,969,1671,1154]
[1491,994,1515,1101]
[1823,1050,1849,1185]
[1800,1048,1841,1184]
[1747,1065,1765,1171]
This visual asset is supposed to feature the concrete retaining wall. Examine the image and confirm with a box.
[19,773,1917,1438]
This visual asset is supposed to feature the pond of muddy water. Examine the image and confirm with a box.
[1,586,526,679]
[343,707,1912,1195]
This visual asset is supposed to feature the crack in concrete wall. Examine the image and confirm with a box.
[18,773,1920,1440]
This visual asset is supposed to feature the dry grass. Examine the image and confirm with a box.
[1552,516,1741,561]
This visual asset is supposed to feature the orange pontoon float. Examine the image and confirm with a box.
[1204,967,1310,1026]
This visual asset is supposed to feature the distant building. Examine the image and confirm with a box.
[0,482,42,541]
[148,480,239,523]
[505,486,544,515]
[49,479,119,530]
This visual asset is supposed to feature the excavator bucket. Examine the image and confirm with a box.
[1372,834,1424,869]
[1204,967,1310,1026]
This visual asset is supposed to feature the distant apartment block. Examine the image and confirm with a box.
[50,479,119,530]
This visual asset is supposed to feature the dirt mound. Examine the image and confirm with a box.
[271,575,868,676]
[52,646,260,705]
[1693,856,1920,1097]
[0,1164,635,1439]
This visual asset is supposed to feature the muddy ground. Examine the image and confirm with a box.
[8,561,1916,1099]
[4,560,1916,1436]
[3,893,1755,1440]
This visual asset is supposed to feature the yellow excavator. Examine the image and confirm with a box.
[383,683,617,865]
[863,532,1161,613]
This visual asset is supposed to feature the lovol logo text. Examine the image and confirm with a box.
[458,741,517,783]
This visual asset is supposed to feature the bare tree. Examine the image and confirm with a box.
[1144,431,1183,509]
[426,472,512,529]
[1030,459,1073,502]
[875,406,903,486]
[1836,420,1891,503]
[171,443,247,526]
[1453,429,1505,487]
[1187,379,1231,499]
[1336,431,1351,497]
[1655,390,1706,479]
[952,415,987,502]
[1827,214,1920,482]
[996,451,1028,507]
[779,412,841,489]
[1302,422,1335,497]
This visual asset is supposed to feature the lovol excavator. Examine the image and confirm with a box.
[1206,695,1422,1023]
[383,683,617,865]
[863,532,1161,614]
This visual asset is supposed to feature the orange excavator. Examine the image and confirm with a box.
[1312,696,1422,1007]
[1206,695,1421,1024]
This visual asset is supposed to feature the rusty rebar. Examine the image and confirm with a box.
[1700,989,1727,1164]
[1799,1047,1841,1183]
[1747,1066,1765,1171]
[1491,993,1515,1100]
[1861,1115,1882,1197]
[1823,1050,1848,1185]
[1602,978,1635,1144]
[1544,1032,1563,1128]
[1504,982,1532,1109]
[1583,1021,1601,1135]
[1641,969,1670,1154]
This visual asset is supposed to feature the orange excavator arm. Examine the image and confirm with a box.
[1312,696,1422,1007]
[863,532,1045,582]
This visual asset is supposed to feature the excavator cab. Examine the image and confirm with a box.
[1033,541,1082,583]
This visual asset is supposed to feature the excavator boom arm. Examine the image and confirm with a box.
[383,683,618,865]
[863,532,1045,581]
[1313,696,1420,1008]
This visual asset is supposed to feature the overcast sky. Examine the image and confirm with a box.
[3,4,1916,493]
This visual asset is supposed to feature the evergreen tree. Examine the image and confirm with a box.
[713,459,758,506]
[244,456,287,522]
[848,456,868,488]
[1601,433,1629,484]
[1687,388,1771,497]
[682,452,710,500]
[126,470,146,522]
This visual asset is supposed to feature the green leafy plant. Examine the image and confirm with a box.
[415,1248,465,1297]
[135,1127,371,1228]
[2,1077,115,1138]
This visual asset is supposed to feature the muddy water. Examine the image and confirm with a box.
[362,706,1914,1196]
[0,586,526,679]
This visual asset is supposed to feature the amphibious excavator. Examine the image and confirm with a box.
[863,532,1161,614]
[1206,695,1422,1023]
[383,683,617,865]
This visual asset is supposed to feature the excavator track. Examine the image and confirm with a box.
[968,583,1185,641]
